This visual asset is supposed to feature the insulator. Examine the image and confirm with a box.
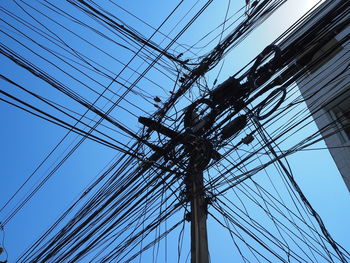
[153,96,161,103]
[221,115,247,140]
[241,134,254,145]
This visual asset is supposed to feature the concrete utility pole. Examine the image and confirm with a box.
[138,117,211,263]
[188,170,209,263]
[185,137,211,263]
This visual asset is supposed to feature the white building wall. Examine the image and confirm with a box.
[293,1,350,191]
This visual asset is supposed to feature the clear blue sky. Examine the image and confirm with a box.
[0,0,349,262]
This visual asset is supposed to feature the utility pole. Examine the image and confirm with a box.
[186,137,210,263]
[189,170,209,263]
[138,118,212,263]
